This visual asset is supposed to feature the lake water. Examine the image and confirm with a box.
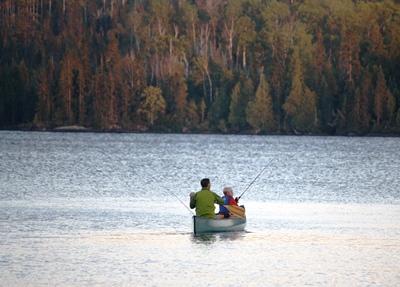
[0,131,399,286]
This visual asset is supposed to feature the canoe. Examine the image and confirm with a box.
[192,215,247,234]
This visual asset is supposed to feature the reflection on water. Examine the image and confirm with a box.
[1,132,400,286]
[191,231,246,245]
[192,234,218,244]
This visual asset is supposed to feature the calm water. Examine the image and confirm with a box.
[0,131,399,286]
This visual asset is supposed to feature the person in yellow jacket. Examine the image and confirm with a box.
[189,178,225,219]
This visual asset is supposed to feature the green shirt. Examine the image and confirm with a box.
[190,188,225,219]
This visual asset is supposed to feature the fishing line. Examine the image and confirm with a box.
[167,188,195,215]
[238,156,275,200]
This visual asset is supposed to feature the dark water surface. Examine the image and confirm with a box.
[1,132,399,286]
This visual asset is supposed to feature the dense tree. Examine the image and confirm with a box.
[77,37,92,126]
[35,68,52,124]
[228,82,241,130]
[0,0,399,135]
[246,72,274,133]
[260,0,292,131]
[122,52,146,126]
[138,85,166,125]
[228,76,253,131]
[223,0,242,65]
[236,15,256,69]
[374,67,396,131]
[283,46,317,133]
[350,68,373,134]
[161,65,189,128]
[186,100,200,129]
[58,49,75,124]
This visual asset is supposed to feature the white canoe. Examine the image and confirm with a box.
[192,215,246,234]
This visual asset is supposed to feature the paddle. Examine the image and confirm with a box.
[224,205,245,218]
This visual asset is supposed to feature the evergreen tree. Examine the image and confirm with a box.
[228,82,242,130]
[122,52,146,126]
[283,46,317,133]
[35,68,51,124]
[0,0,399,135]
[186,100,200,129]
[59,49,75,124]
[374,67,395,131]
[395,108,400,132]
[246,72,274,134]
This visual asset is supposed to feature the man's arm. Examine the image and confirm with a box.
[213,193,225,206]
[189,192,196,209]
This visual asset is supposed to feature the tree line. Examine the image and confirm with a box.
[1,0,400,135]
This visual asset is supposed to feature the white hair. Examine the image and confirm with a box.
[223,187,233,195]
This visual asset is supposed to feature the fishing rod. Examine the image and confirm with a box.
[237,157,275,200]
[169,189,195,215]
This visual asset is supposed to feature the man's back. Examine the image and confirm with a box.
[190,188,224,218]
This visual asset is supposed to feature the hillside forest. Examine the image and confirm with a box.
[1,0,400,135]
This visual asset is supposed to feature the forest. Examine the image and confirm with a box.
[1,0,400,135]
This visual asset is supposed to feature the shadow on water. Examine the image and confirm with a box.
[190,231,246,244]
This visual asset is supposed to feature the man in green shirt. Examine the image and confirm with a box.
[189,178,225,219]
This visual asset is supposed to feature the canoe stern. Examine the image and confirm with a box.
[192,215,246,234]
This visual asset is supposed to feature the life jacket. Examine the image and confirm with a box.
[219,195,232,214]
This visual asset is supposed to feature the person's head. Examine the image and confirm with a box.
[223,187,233,196]
[200,178,210,188]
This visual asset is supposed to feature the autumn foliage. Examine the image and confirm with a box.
[0,0,399,135]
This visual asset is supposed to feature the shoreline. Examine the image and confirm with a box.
[1,123,399,137]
